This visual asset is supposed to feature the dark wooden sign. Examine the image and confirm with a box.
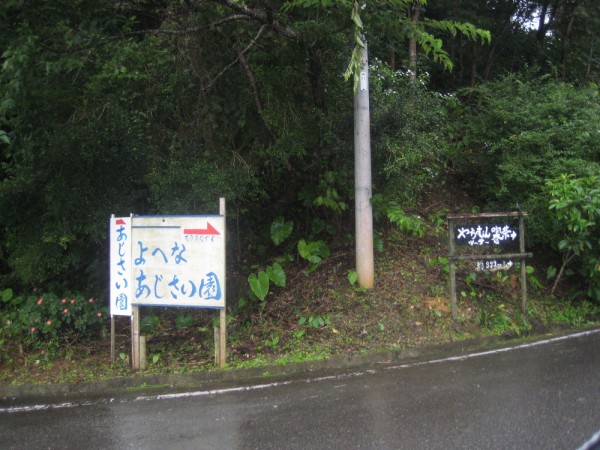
[446,211,532,320]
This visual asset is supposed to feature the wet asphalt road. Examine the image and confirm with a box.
[1,329,600,450]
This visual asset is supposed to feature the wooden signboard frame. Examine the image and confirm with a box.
[109,199,227,370]
[447,211,533,320]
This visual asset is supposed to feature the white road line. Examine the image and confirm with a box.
[2,328,598,414]
[134,380,294,402]
[384,328,600,370]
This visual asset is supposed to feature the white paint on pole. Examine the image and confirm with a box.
[110,216,133,316]
[360,71,368,91]
[130,215,225,308]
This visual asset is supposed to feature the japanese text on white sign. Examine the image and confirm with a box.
[109,215,225,312]
[110,217,133,316]
[455,224,518,246]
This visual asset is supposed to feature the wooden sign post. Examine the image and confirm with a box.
[447,211,533,320]
[110,199,227,371]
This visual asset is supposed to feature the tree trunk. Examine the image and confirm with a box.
[559,0,580,80]
[537,0,551,41]
[408,1,421,81]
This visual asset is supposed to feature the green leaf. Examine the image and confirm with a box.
[271,217,293,246]
[0,130,10,145]
[298,239,310,261]
[267,262,286,287]
[1,288,13,303]
[298,239,330,265]
[347,269,358,286]
[350,1,363,29]
[248,271,270,301]
[175,313,194,330]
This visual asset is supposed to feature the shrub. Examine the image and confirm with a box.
[547,174,600,301]
[449,73,600,301]
[450,73,599,215]
[1,289,107,349]
[369,60,451,204]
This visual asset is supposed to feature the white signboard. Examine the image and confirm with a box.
[456,224,518,246]
[110,216,133,316]
[130,215,225,308]
[475,259,514,272]
[109,214,226,312]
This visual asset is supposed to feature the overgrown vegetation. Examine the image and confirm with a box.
[2,193,600,386]
[0,1,599,384]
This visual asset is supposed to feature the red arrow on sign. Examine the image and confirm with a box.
[183,223,220,235]
[116,218,126,225]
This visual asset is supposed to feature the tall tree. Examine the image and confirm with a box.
[0,0,491,293]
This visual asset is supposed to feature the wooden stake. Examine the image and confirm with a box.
[448,218,458,320]
[132,306,140,371]
[140,335,147,370]
[519,214,528,314]
[110,315,115,365]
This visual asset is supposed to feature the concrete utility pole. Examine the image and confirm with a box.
[354,44,374,289]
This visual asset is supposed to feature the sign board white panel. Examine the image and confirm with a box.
[110,216,133,316]
[130,215,225,308]
[455,224,518,246]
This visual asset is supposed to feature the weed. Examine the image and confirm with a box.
[264,335,280,350]
[299,314,332,329]
[429,256,450,275]
[292,329,306,340]
[428,209,449,236]
[141,315,160,334]
[175,313,194,330]
[429,284,446,297]
[348,270,358,286]
[382,201,425,237]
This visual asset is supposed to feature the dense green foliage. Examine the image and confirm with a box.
[1,288,107,351]
[547,174,600,300]
[0,0,599,346]
[449,74,599,211]
[448,74,599,300]
[370,60,451,203]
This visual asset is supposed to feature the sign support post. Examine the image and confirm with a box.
[110,315,115,364]
[109,214,133,366]
[519,213,527,313]
[448,219,458,320]
[218,197,227,368]
[132,305,140,371]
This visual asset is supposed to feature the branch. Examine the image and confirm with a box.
[551,249,576,295]
[202,24,268,92]
[116,14,253,38]
[213,0,299,38]
[238,49,278,143]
